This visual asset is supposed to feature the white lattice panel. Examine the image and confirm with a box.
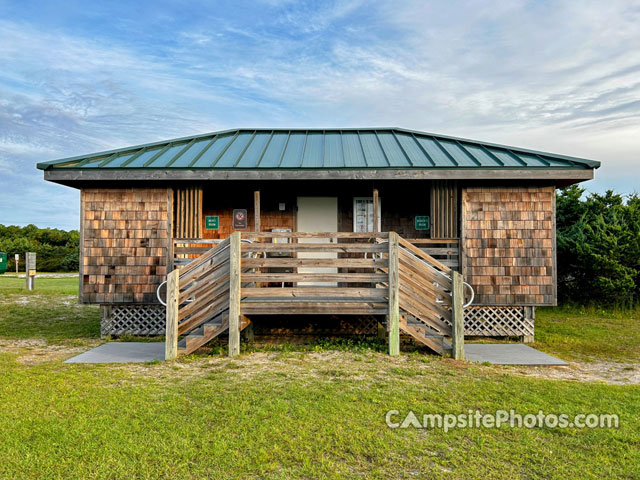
[463,306,533,337]
[101,305,165,336]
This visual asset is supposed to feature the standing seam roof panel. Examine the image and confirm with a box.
[323,132,344,167]
[341,132,367,167]
[301,132,324,167]
[394,132,432,166]
[377,132,411,167]
[259,132,289,167]
[358,132,388,167]
[174,138,218,167]
[487,148,526,167]
[147,143,192,167]
[279,132,306,167]
[215,132,253,167]
[236,132,271,167]
[439,140,479,167]
[415,137,455,166]
[96,153,135,168]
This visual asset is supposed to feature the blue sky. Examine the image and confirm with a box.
[1,0,639,230]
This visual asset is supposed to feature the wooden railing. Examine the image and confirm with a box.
[166,232,465,360]
[165,238,231,360]
[173,236,460,270]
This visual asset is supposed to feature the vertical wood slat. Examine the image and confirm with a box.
[165,268,180,360]
[388,232,400,356]
[254,190,261,232]
[451,270,465,360]
[431,180,459,239]
[174,186,202,238]
[228,232,241,357]
[373,188,379,233]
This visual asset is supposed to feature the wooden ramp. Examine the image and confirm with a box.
[165,232,467,359]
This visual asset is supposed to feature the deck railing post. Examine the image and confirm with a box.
[165,268,180,360]
[451,270,465,360]
[228,232,242,357]
[388,232,400,356]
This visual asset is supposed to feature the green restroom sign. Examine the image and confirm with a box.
[205,216,219,229]
[415,216,430,231]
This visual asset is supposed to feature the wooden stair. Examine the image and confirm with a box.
[399,314,451,356]
[178,313,251,355]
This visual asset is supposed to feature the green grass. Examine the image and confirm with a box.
[535,305,640,363]
[0,276,99,342]
[0,277,638,478]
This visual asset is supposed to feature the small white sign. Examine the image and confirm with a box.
[279,203,286,211]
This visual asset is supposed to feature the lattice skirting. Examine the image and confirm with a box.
[462,306,534,337]
[100,304,532,338]
[100,305,166,336]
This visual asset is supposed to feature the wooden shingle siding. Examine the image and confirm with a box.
[81,188,170,304]
[462,185,555,306]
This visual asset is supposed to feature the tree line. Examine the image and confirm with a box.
[0,224,79,272]
[557,186,639,306]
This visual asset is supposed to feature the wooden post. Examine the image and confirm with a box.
[522,306,535,343]
[373,188,379,233]
[228,232,242,357]
[99,305,112,338]
[451,270,465,360]
[388,232,400,356]
[254,190,261,232]
[165,268,180,360]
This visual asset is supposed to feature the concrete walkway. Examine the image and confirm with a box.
[65,341,566,366]
[464,344,568,366]
[65,342,164,363]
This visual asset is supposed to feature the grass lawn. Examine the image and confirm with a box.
[534,305,640,363]
[0,276,638,479]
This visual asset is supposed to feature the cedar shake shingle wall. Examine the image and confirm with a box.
[81,188,170,304]
[462,185,555,306]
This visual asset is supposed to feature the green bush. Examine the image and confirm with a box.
[0,224,79,273]
[557,186,640,305]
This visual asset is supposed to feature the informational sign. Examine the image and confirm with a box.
[205,216,219,230]
[415,216,430,231]
[233,209,247,229]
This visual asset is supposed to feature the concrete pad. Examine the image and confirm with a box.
[65,342,165,363]
[464,344,568,366]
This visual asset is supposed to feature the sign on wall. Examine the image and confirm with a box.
[233,209,247,229]
[415,216,430,231]
[205,216,219,230]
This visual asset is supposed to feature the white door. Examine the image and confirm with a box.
[296,197,338,286]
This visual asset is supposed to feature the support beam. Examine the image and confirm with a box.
[521,306,535,343]
[373,188,379,233]
[451,271,465,360]
[254,190,261,232]
[388,232,400,356]
[228,232,242,357]
[165,269,180,360]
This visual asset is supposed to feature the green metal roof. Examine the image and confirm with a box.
[37,128,600,171]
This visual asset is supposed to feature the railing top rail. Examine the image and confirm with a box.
[397,236,452,274]
[241,231,390,239]
[178,236,231,279]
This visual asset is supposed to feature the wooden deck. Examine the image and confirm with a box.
[164,232,466,360]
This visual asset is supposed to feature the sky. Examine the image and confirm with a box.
[0,0,639,230]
